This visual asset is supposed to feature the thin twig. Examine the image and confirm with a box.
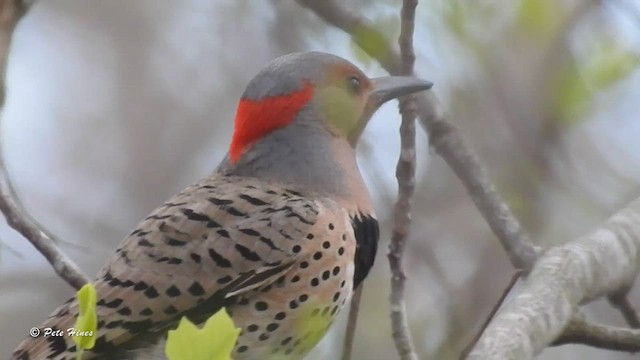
[459,270,523,360]
[386,0,420,359]
[0,0,89,290]
[341,286,363,360]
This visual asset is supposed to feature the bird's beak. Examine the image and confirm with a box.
[348,76,433,146]
[367,76,433,108]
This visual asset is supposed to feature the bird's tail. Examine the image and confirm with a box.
[11,297,79,360]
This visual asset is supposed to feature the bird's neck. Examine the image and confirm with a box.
[218,121,371,210]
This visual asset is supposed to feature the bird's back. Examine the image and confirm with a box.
[12,173,367,360]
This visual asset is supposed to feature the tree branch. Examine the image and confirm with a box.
[386,1,419,359]
[468,198,640,359]
[553,314,640,352]
[0,0,89,290]
[341,286,363,360]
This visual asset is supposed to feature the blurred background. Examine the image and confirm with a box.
[1,0,640,359]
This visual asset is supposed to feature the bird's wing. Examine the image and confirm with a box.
[13,175,329,360]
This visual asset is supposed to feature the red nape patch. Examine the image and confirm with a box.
[229,81,314,163]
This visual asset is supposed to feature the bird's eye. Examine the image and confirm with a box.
[347,76,361,93]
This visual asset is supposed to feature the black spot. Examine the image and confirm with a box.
[258,236,281,251]
[237,345,249,353]
[188,282,205,296]
[333,292,341,302]
[240,228,261,237]
[331,305,339,315]
[285,189,303,196]
[291,275,300,283]
[164,305,178,315]
[166,285,181,297]
[342,233,347,241]
[299,294,308,302]
[322,306,330,316]
[208,197,233,206]
[322,241,331,249]
[306,234,314,240]
[182,208,221,228]
[292,245,302,253]
[226,207,247,217]
[190,253,202,263]
[340,280,346,288]
[322,270,330,280]
[300,261,309,269]
[134,281,149,291]
[138,239,153,247]
[289,300,299,309]
[311,278,319,287]
[281,336,292,345]
[235,244,262,261]
[247,324,259,332]
[266,323,279,332]
[102,298,123,308]
[275,312,286,320]
[168,257,182,265]
[311,308,320,316]
[259,333,270,341]
[139,308,153,316]
[333,266,341,276]
[144,286,159,299]
[338,247,345,256]
[255,301,268,311]
[117,306,132,316]
[209,248,232,268]
[239,194,269,205]
[313,252,323,260]
[217,229,230,238]
[166,237,186,246]
[145,214,171,220]
[328,223,335,230]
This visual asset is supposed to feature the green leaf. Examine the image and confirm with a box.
[586,43,639,89]
[73,283,98,359]
[516,0,563,40]
[165,308,240,360]
[350,16,397,69]
[553,39,639,123]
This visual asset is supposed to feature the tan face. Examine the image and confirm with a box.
[314,63,433,147]
[315,63,373,145]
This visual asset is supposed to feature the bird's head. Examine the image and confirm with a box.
[228,51,432,163]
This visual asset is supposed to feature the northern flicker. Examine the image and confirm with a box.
[12,51,432,360]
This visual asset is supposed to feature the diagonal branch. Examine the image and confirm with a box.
[0,0,89,290]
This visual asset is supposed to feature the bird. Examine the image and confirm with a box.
[12,51,432,360]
